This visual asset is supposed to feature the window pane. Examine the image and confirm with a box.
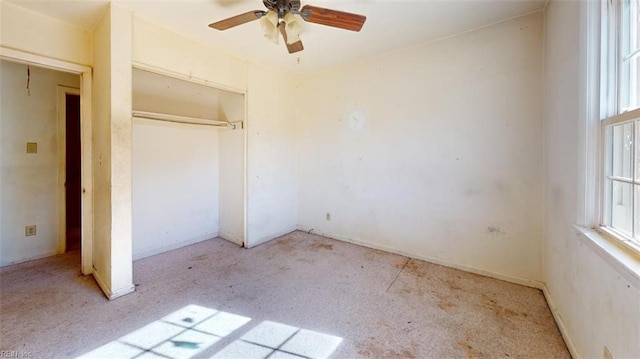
[621,0,639,55]
[636,121,640,181]
[612,122,634,178]
[632,54,638,111]
[634,0,640,52]
[611,181,634,236]
[635,184,640,240]
[621,0,640,111]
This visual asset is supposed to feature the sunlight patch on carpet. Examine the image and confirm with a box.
[77,304,342,359]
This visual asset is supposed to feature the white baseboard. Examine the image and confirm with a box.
[92,267,135,300]
[219,231,243,246]
[0,250,60,268]
[91,267,110,298]
[296,226,544,289]
[246,226,297,248]
[132,232,218,261]
[542,285,579,359]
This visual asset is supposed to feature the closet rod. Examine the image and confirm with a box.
[132,110,233,128]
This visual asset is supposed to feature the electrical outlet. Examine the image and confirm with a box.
[604,346,613,359]
[25,225,36,236]
[326,213,331,221]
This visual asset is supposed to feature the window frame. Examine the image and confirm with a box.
[599,0,640,255]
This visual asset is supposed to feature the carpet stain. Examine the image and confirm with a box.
[191,254,209,261]
[274,239,296,253]
[438,301,456,310]
[310,242,333,251]
[446,279,462,290]
[457,340,484,358]
[404,260,427,278]
[357,337,417,359]
[481,293,528,320]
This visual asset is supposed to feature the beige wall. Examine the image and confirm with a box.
[0,1,92,66]
[246,64,298,247]
[297,12,544,284]
[132,17,246,92]
[218,91,246,245]
[0,61,79,266]
[91,3,112,296]
[91,4,134,299]
[543,1,640,357]
[132,119,220,258]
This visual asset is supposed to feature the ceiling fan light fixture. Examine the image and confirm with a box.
[284,13,302,45]
[208,1,367,54]
[260,10,279,44]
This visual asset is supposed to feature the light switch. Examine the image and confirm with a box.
[26,142,37,154]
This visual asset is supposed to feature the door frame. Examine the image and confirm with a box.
[1,47,94,275]
[57,86,81,254]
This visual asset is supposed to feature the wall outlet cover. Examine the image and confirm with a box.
[26,142,37,154]
[25,225,36,236]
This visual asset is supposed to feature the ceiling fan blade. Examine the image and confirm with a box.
[300,5,366,32]
[279,24,304,54]
[209,10,266,30]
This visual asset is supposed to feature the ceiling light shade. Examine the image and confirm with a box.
[260,10,279,44]
[284,13,302,44]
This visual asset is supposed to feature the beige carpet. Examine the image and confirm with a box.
[0,231,570,358]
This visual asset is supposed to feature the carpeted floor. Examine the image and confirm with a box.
[0,231,570,358]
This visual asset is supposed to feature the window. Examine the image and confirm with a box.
[601,0,640,252]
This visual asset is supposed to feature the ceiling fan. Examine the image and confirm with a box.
[208,0,366,54]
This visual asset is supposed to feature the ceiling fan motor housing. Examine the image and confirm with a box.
[263,0,301,17]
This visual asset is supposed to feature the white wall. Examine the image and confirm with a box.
[0,61,79,266]
[544,1,640,358]
[131,68,223,258]
[132,119,219,259]
[219,91,245,245]
[246,64,298,247]
[91,4,134,299]
[297,12,544,284]
[132,17,246,92]
[0,1,92,66]
[91,3,113,293]
[132,68,220,120]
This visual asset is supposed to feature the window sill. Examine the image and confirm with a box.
[574,225,640,288]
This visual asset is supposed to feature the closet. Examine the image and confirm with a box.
[131,67,245,259]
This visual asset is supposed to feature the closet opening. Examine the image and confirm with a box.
[131,66,246,260]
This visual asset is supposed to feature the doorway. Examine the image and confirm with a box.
[65,93,81,252]
[1,47,93,275]
[57,86,81,253]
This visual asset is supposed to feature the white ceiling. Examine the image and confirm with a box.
[6,0,547,77]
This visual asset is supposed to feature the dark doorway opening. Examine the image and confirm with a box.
[65,93,81,252]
